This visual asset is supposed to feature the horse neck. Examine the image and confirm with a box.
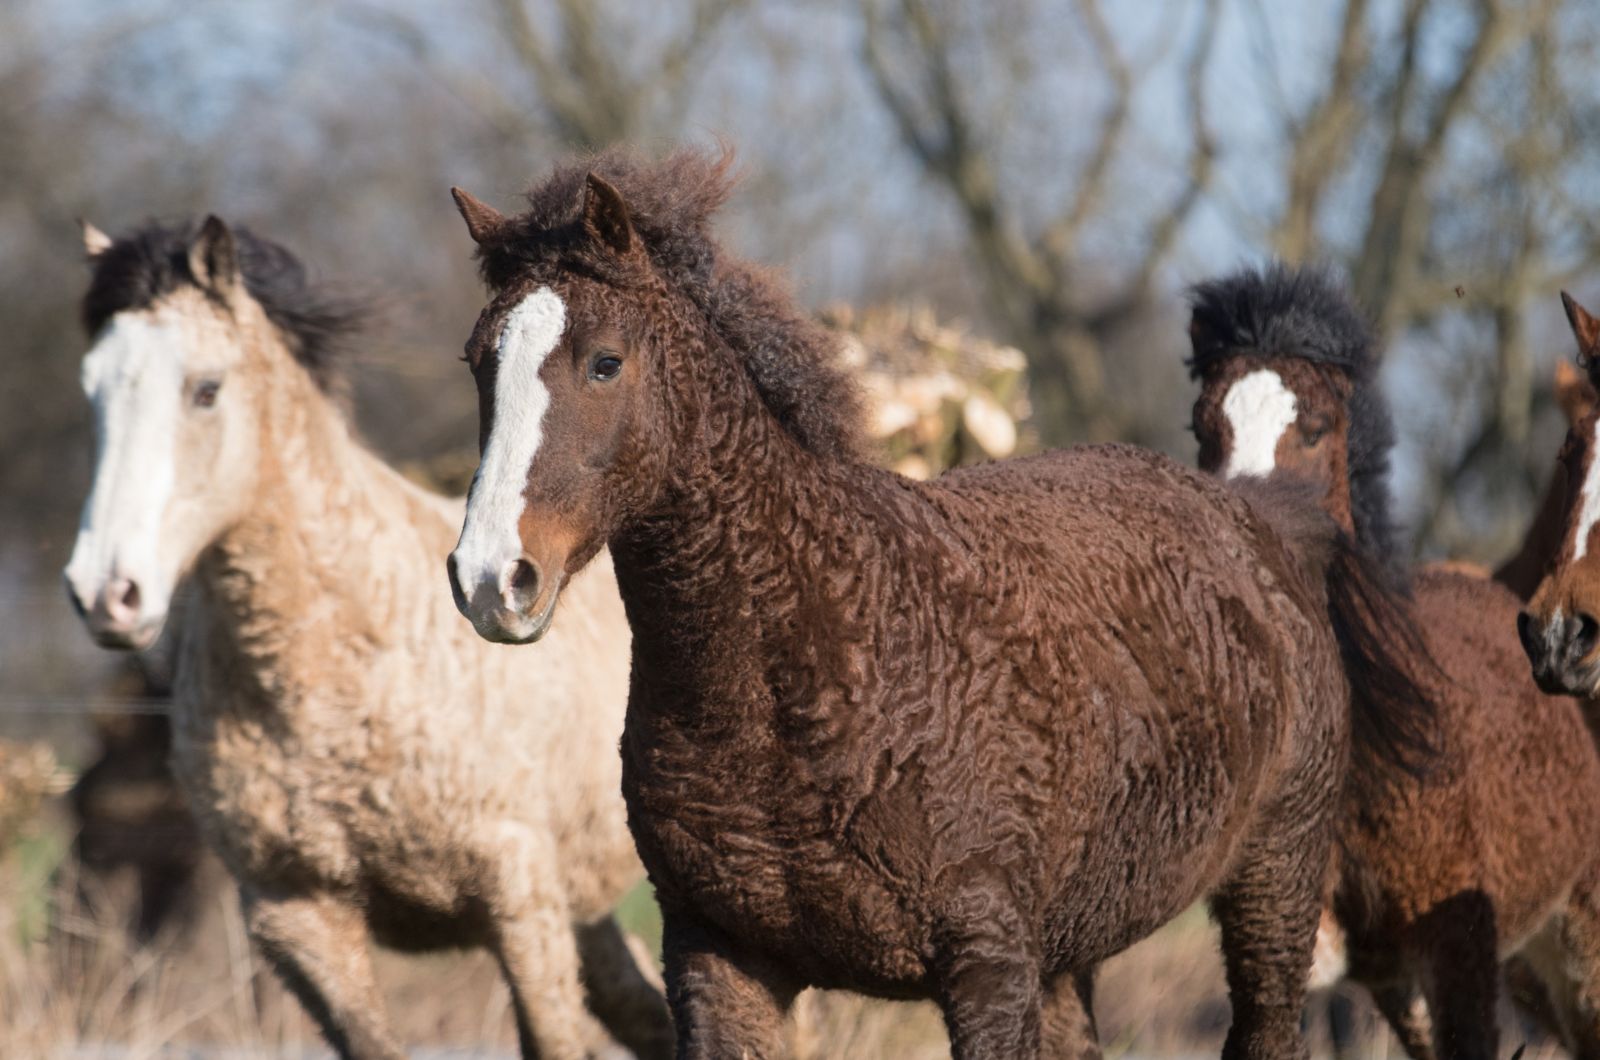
[195,357,448,670]
[612,323,866,705]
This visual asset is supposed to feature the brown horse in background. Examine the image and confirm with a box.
[443,147,1435,1059]
[1492,357,1597,601]
[1189,264,1600,1058]
[1519,293,1600,713]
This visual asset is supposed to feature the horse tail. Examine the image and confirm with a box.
[1235,477,1441,790]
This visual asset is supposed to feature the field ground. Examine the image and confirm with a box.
[0,808,1559,1059]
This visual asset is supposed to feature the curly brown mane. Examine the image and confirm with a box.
[473,147,868,462]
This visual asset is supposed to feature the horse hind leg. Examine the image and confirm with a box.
[575,914,675,1060]
[241,887,406,1060]
[1209,814,1331,1060]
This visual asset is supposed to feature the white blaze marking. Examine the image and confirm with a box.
[1573,417,1600,561]
[64,313,184,601]
[453,287,566,589]
[1221,369,1298,479]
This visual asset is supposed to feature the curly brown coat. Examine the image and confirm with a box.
[446,148,1434,1059]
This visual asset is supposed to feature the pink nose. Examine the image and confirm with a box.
[96,577,142,630]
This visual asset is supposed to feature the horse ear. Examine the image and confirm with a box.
[1556,359,1599,428]
[451,187,504,245]
[1562,291,1600,364]
[80,219,113,261]
[188,215,241,295]
[583,173,637,256]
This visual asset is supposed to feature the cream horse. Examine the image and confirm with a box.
[63,216,670,1060]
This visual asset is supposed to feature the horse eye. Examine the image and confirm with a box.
[589,353,623,382]
[192,380,222,408]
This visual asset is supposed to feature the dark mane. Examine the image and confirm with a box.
[82,220,364,393]
[474,147,868,462]
[1187,263,1406,580]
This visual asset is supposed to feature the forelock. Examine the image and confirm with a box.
[1188,262,1407,581]
[82,220,366,393]
[471,146,868,462]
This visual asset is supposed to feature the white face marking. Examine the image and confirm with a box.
[452,287,567,596]
[1572,417,1600,561]
[1221,369,1298,479]
[64,313,185,612]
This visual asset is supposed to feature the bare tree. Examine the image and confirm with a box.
[1254,0,1600,556]
[860,0,1221,443]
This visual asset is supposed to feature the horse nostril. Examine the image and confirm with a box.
[102,577,141,624]
[1517,611,1543,666]
[503,557,541,610]
[1576,612,1600,659]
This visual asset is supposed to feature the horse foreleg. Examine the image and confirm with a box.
[1367,979,1437,1060]
[575,914,675,1060]
[661,911,797,1060]
[1526,871,1600,1060]
[1413,893,1499,1060]
[240,887,404,1060]
[931,890,1044,1060]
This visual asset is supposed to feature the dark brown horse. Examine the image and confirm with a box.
[1189,264,1600,1058]
[444,149,1430,1059]
[1520,292,1600,716]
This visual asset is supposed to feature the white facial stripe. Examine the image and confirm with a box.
[453,287,566,587]
[65,313,183,596]
[1572,417,1600,561]
[1221,369,1298,479]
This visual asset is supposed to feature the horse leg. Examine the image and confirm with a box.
[1209,824,1326,1060]
[1040,968,1100,1060]
[931,891,1043,1060]
[1528,875,1600,1059]
[240,888,405,1060]
[575,914,675,1060]
[1414,894,1499,1060]
[1367,978,1437,1060]
[661,911,797,1060]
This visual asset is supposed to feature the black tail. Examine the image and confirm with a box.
[1235,477,1441,789]
[1324,531,1441,787]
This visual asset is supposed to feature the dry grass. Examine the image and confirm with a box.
[0,813,1560,1058]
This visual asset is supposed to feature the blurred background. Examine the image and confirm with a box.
[2,0,1598,1054]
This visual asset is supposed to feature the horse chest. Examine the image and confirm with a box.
[172,684,456,908]
[622,716,929,988]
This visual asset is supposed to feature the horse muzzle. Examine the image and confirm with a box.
[446,550,561,645]
[64,570,164,651]
[1519,608,1600,696]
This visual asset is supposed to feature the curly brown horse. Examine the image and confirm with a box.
[1189,264,1600,1058]
[443,148,1434,1060]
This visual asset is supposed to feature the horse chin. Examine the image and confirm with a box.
[475,585,562,646]
[90,619,162,653]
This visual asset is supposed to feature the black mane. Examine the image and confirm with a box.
[83,220,364,392]
[473,147,868,462]
[1187,263,1407,579]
